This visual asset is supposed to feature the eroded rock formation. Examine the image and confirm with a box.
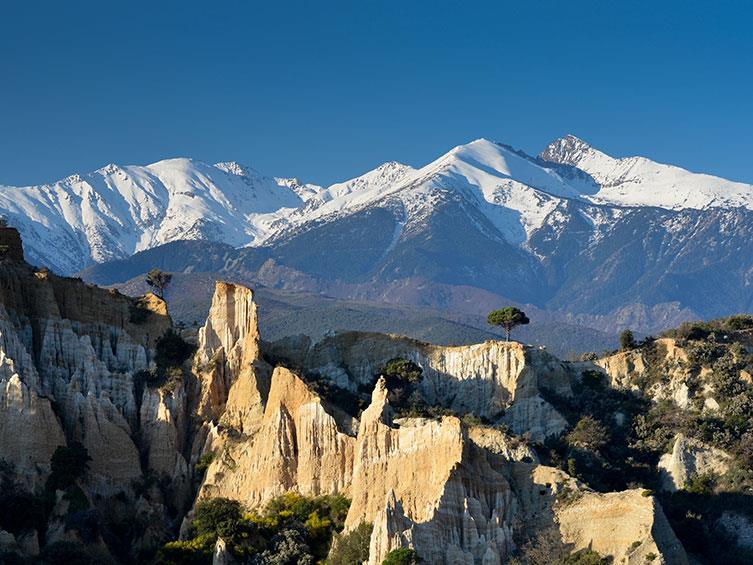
[0,232,693,563]
[268,332,573,441]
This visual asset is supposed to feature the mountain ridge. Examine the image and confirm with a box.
[5,135,753,275]
[5,135,753,336]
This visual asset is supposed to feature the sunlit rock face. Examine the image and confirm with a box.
[268,331,573,441]
[193,290,687,564]
[0,229,174,492]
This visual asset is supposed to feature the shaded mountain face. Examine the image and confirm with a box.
[8,136,753,334]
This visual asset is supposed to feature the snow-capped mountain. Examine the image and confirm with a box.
[541,134,753,210]
[6,136,753,334]
[0,158,311,273]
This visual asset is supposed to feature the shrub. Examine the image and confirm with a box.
[720,315,753,331]
[254,526,314,564]
[563,548,611,564]
[513,528,567,564]
[382,547,420,565]
[165,493,353,563]
[329,522,373,565]
[192,498,244,537]
[155,329,195,372]
[566,416,610,452]
[195,452,214,476]
[684,473,716,495]
[381,358,423,383]
[619,329,637,351]
[156,534,214,565]
[49,442,91,490]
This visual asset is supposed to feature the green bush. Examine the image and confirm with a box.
[156,533,215,565]
[620,329,637,351]
[383,547,420,565]
[563,548,611,564]
[161,493,353,563]
[49,442,91,490]
[722,315,753,331]
[155,329,195,372]
[566,416,610,452]
[684,473,716,495]
[192,498,244,537]
[329,522,373,565]
[381,358,423,383]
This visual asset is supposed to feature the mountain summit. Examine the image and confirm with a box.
[4,136,753,335]
[541,134,753,210]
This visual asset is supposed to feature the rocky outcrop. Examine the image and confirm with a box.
[715,512,753,551]
[597,338,689,389]
[352,379,518,564]
[195,281,262,425]
[269,332,573,441]
[0,242,692,565]
[199,366,355,507]
[186,286,691,565]
[0,373,64,488]
[348,379,688,565]
[557,490,688,564]
[0,240,173,493]
[658,434,731,492]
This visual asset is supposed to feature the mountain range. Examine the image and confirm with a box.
[4,134,753,342]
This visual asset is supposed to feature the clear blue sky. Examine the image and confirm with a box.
[1,0,751,187]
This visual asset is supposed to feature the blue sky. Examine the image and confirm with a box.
[1,0,751,186]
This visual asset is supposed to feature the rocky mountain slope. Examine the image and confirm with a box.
[0,159,315,274]
[1,230,751,564]
[60,135,752,335]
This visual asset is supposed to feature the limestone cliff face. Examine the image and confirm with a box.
[557,490,688,565]
[597,338,689,390]
[597,338,727,411]
[658,434,731,492]
[351,380,518,564]
[191,287,688,564]
[270,332,573,441]
[199,366,354,507]
[140,383,191,505]
[0,242,173,492]
[195,281,262,425]
[350,380,687,565]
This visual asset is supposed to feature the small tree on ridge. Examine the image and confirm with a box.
[487,307,530,342]
[146,268,172,299]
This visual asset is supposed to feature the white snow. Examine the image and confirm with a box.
[0,158,305,273]
[2,135,752,274]
[543,135,753,211]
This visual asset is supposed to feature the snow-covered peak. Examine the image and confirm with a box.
[0,156,311,274]
[4,135,753,275]
[324,161,415,200]
[539,134,602,167]
[540,135,753,210]
[275,177,324,202]
[420,138,583,199]
[214,160,259,178]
